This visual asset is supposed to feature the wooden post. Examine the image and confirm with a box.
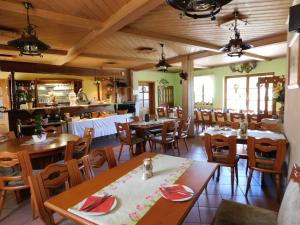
[9,71,17,110]
[181,56,194,136]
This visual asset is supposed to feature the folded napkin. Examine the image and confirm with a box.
[160,185,192,200]
[79,196,115,213]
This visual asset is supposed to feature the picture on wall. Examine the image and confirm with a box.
[288,33,300,89]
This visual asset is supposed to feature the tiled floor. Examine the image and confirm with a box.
[0,134,280,225]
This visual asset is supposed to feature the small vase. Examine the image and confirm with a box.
[26,102,33,109]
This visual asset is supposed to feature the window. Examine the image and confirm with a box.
[194,76,214,103]
[225,73,274,112]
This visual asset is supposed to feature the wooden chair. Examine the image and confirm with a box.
[64,138,91,162]
[83,127,95,153]
[115,122,144,160]
[214,112,227,126]
[150,121,179,155]
[247,114,258,123]
[218,121,240,129]
[249,122,282,133]
[230,113,245,122]
[201,110,213,129]
[194,110,202,133]
[80,147,117,180]
[176,117,191,152]
[204,134,238,194]
[177,109,183,119]
[246,137,286,201]
[167,108,174,117]
[28,161,80,225]
[157,107,166,118]
[0,151,35,216]
[44,126,62,134]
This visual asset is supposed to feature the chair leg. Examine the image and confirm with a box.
[261,172,265,187]
[31,195,38,219]
[129,145,133,158]
[184,138,189,152]
[0,190,7,215]
[246,169,253,196]
[216,166,221,182]
[231,167,234,195]
[235,163,239,184]
[118,144,124,160]
[245,160,249,175]
[275,174,281,202]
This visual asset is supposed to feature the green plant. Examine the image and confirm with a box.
[34,114,44,136]
[25,92,33,103]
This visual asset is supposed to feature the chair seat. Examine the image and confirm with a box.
[131,137,144,145]
[6,169,41,187]
[150,135,174,143]
[213,151,238,164]
[148,128,162,135]
[213,200,277,225]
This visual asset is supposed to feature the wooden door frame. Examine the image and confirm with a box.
[138,81,155,115]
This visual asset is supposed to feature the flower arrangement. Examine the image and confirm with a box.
[273,83,285,103]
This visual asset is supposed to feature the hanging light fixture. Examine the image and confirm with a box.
[221,11,252,57]
[166,0,232,20]
[156,44,171,72]
[8,2,50,57]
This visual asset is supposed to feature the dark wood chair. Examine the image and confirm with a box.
[218,121,240,129]
[204,133,238,194]
[83,127,95,153]
[230,113,245,122]
[177,109,183,119]
[247,114,258,123]
[0,151,34,216]
[214,112,227,126]
[150,121,179,155]
[28,160,80,225]
[249,122,282,133]
[201,110,213,129]
[157,107,166,118]
[64,138,91,162]
[212,164,300,225]
[246,137,286,201]
[194,110,202,133]
[176,117,191,152]
[167,108,174,117]
[115,122,144,160]
[44,126,62,134]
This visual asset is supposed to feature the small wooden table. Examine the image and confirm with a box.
[45,152,218,225]
[0,133,79,158]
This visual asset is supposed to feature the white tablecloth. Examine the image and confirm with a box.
[68,114,132,138]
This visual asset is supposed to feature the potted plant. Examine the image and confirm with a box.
[32,114,47,143]
[25,92,34,109]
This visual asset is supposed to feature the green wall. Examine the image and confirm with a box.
[194,58,288,108]
[133,71,182,107]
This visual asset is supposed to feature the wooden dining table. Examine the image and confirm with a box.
[44,152,218,225]
[0,133,79,159]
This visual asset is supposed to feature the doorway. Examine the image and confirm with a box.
[138,81,155,115]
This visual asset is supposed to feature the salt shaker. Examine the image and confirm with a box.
[142,158,153,180]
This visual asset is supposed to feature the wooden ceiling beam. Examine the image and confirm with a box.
[56,0,164,66]
[120,27,221,52]
[0,0,103,29]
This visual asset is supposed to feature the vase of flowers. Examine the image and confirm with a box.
[25,93,33,109]
[32,114,47,143]
[273,83,285,122]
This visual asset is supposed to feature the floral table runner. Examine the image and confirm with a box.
[68,154,193,225]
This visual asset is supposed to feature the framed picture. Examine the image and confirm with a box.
[288,33,300,89]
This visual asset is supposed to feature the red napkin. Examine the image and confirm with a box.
[160,185,192,200]
[79,196,115,213]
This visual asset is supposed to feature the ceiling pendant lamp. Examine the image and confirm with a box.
[166,0,232,20]
[8,2,50,57]
[221,11,252,57]
[156,44,171,72]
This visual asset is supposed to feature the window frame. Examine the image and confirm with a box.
[224,72,275,112]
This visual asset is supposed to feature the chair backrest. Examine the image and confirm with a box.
[247,137,286,173]
[251,122,282,133]
[230,113,245,122]
[115,122,132,145]
[201,111,212,124]
[28,161,78,225]
[0,151,33,189]
[44,126,62,134]
[214,112,227,123]
[117,109,128,115]
[204,134,237,164]
[161,121,178,144]
[194,110,201,121]
[83,127,95,153]
[64,138,90,161]
[218,121,240,129]
[177,109,183,119]
[157,108,166,118]
[247,114,258,123]
[167,108,174,117]
[178,117,191,138]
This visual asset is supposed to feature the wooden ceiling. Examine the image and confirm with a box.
[0,0,292,72]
